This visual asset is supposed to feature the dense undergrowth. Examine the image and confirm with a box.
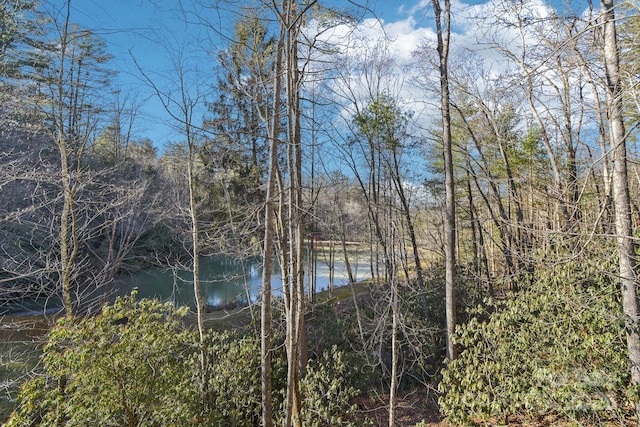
[4,294,364,426]
[3,245,636,426]
[440,249,631,425]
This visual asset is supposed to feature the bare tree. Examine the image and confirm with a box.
[282,2,310,425]
[133,39,211,401]
[45,1,114,318]
[600,0,640,413]
[432,0,456,360]
[260,16,284,427]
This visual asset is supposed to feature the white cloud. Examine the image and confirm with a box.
[383,17,435,61]
[306,0,598,141]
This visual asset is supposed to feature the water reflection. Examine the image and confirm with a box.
[115,254,371,309]
[1,251,372,316]
[115,256,265,309]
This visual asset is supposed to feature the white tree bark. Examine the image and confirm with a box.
[601,0,640,412]
[432,0,456,360]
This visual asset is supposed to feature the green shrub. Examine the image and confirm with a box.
[7,294,200,426]
[300,346,365,427]
[202,331,262,425]
[7,293,368,426]
[439,259,628,425]
[201,330,287,426]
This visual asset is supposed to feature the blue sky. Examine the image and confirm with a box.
[51,0,589,149]
[51,0,409,147]
[61,0,209,145]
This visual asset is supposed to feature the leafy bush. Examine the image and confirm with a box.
[6,294,366,426]
[300,345,364,426]
[7,294,200,426]
[202,330,287,426]
[305,298,378,392]
[202,331,263,425]
[439,259,628,425]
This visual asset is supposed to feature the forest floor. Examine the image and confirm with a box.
[354,389,449,426]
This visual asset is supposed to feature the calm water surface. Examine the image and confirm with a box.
[2,251,371,316]
[115,253,371,309]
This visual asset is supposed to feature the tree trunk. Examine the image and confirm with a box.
[601,0,640,413]
[389,151,429,320]
[56,2,78,319]
[388,243,399,427]
[283,1,308,425]
[187,154,207,397]
[433,0,456,360]
[260,14,285,426]
[59,138,76,319]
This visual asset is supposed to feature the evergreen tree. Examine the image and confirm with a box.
[204,12,275,211]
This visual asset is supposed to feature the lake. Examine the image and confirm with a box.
[114,251,371,309]
[1,249,371,316]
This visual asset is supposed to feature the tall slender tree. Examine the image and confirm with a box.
[601,0,640,412]
[262,1,318,425]
[260,18,283,427]
[134,41,210,404]
[432,0,456,360]
[46,1,113,317]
